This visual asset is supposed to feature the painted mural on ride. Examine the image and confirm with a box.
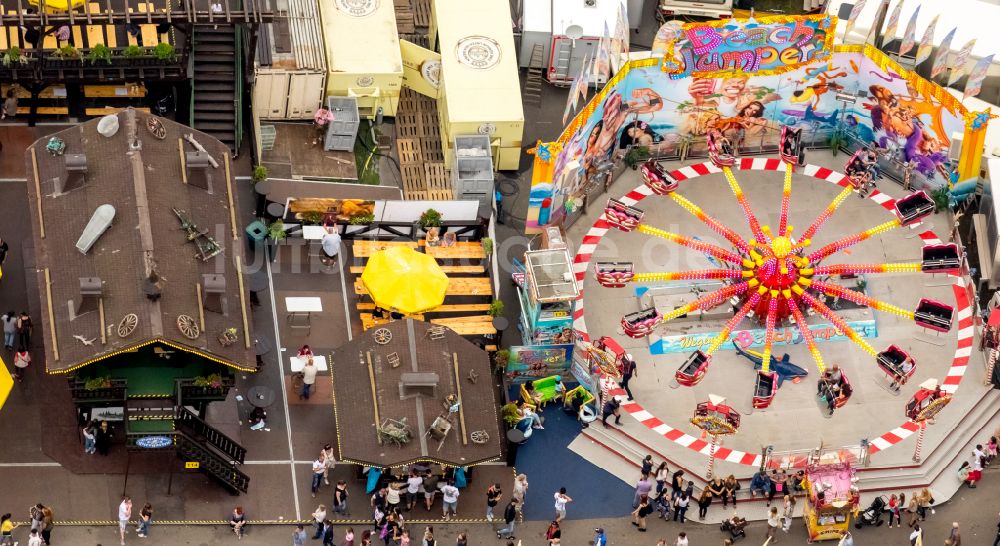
[526,14,971,233]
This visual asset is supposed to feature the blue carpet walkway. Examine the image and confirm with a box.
[513,399,633,521]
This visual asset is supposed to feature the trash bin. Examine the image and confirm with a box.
[245,220,268,242]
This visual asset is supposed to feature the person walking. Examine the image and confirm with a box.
[601,397,622,427]
[333,481,349,516]
[511,474,528,513]
[485,483,502,522]
[907,492,920,527]
[781,494,795,532]
[2,311,17,350]
[118,495,132,546]
[675,531,689,546]
[423,472,440,511]
[633,473,654,507]
[654,462,670,495]
[672,491,689,523]
[301,357,318,400]
[887,493,902,528]
[405,470,423,511]
[1,89,17,120]
[311,457,326,497]
[454,532,467,546]
[136,503,151,538]
[544,521,561,545]
[29,504,45,534]
[321,519,335,546]
[910,523,924,546]
[82,421,96,454]
[321,226,342,269]
[670,469,686,498]
[553,487,572,522]
[96,420,113,456]
[311,505,328,539]
[292,524,307,546]
[420,527,433,546]
[594,527,608,546]
[16,311,32,349]
[321,444,336,485]
[949,521,961,546]
[631,495,652,531]
[838,530,854,546]
[620,354,637,400]
[27,529,43,546]
[40,504,53,545]
[496,498,517,540]
[342,527,355,546]
[440,480,459,520]
[917,488,934,520]
[640,454,654,475]
[696,489,712,521]
[766,506,781,543]
[13,345,30,382]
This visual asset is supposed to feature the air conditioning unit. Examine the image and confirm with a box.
[542,226,567,250]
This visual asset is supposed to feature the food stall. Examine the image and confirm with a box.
[318,0,403,118]
[253,0,326,120]
[430,0,524,171]
[803,461,860,542]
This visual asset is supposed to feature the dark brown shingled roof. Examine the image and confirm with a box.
[24,109,255,373]
[331,319,502,468]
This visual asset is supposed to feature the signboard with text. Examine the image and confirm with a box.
[651,319,878,354]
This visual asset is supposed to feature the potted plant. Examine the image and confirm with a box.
[53,45,80,60]
[1,47,29,67]
[493,348,510,374]
[218,327,238,347]
[122,44,145,58]
[87,43,112,65]
[488,300,505,317]
[481,237,493,258]
[418,208,442,230]
[302,211,324,225]
[193,373,224,388]
[84,376,112,390]
[350,212,375,225]
[252,165,268,185]
[267,219,287,242]
[500,402,521,427]
[624,146,650,170]
[930,186,950,213]
[152,43,176,62]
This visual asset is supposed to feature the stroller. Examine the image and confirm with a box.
[854,495,887,528]
[720,514,748,540]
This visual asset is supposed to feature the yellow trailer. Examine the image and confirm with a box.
[318,0,403,118]
[431,0,524,171]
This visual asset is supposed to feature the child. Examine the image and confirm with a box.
[988,436,998,464]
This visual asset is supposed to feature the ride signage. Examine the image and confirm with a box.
[664,15,835,79]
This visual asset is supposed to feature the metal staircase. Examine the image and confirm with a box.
[191,26,242,153]
[176,432,251,494]
[175,406,247,464]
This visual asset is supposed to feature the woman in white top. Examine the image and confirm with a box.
[300,358,317,400]
[781,495,795,532]
[766,506,780,542]
[310,505,327,540]
[321,444,336,485]
[512,474,528,514]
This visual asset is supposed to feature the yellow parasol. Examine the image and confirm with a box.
[28,0,86,11]
[0,357,13,411]
[361,246,449,315]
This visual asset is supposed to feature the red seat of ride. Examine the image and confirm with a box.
[921,243,961,276]
[622,307,661,339]
[641,159,680,195]
[707,130,736,168]
[676,350,711,387]
[595,261,635,288]
[894,191,935,227]
[779,125,803,166]
[914,298,954,333]
[604,198,644,232]
[752,371,779,409]
[876,345,916,382]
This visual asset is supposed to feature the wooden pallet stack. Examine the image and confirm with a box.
[393,0,415,35]
[395,86,453,201]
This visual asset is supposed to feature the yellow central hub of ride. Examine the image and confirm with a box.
[770,236,792,259]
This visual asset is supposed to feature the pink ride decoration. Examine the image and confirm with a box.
[706,129,736,168]
[640,159,680,195]
[604,198,644,232]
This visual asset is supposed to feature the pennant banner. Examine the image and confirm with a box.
[948,39,977,86]
[843,0,867,42]
[930,27,955,79]
[914,14,938,65]
[884,0,904,39]
[899,4,920,57]
[964,54,994,100]
[594,22,611,82]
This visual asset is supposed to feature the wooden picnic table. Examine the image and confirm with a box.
[357,302,491,313]
[354,277,492,297]
[349,264,485,275]
[351,240,418,258]
[430,315,497,336]
[419,240,484,260]
[360,312,425,331]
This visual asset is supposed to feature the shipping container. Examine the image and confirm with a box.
[253,0,327,120]
[430,0,524,171]
[318,0,403,119]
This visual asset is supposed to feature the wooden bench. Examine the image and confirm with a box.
[85,85,146,98]
[430,315,497,336]
[3,84,66,99]
[357,302,491,313]
[349,264,485,275]
[85,106,151,116]
[354,277,492,297]
[88,3,117,48]
[16,106,69,115]
[352,240,419,258]
[360,312,424,331]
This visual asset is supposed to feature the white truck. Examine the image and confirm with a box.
[657,0,733,22]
